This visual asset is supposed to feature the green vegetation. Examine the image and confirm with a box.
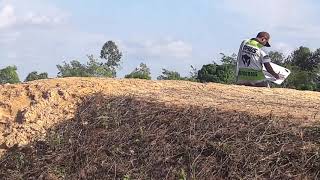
[1,40,319,92]
[125,63,151,80]
[25,71,48,82]
[0,66,20,84]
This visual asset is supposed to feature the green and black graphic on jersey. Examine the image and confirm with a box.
[242,54,251,67]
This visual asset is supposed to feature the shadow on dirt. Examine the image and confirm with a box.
[0,92,320,179]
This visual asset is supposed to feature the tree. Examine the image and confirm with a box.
[125,63,151,80]
[284,66,318,90]
[285,46,319,71]
[157,69,184,80]
[197,63,235,84]
[57,60,89,77]
[86,55,114,77]
[25,71,48,82]
[57,55,114,78]
[282,47,320,91]
[0,66,20,84]
[198,64,217,83]
[198,64,218,83]
[157,66,199,81]
[198,53,236,84]
[57,40,122,78]
[310,48,320,75]
[100,41,122,76]
[220,53,237,65]
[269,51,285,65]
[187,65,199,82]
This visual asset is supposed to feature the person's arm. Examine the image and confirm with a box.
[264,62,280,79]
[260,50,282,80]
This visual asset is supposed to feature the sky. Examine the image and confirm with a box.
[1,0,320,80]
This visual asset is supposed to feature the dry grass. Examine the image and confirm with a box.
[0,78,320,179]
[0,92,320,179]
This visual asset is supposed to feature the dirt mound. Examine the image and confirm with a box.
[0,78,320,179]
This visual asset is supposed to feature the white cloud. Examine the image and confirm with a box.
[0,5,16,29]
[276,25,320,40]
[24,12,62,25]
[271,42,294,56]
[0,3,67,30]
[7,52,17,59]
[0,1,73,79]
[222,0,320,40]
[223,0,315,25]
[119,39,193,59]
[0,31,20,43]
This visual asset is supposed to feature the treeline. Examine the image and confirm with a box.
[1,41,319,91]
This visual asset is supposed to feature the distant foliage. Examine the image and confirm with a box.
[57,40,122,78]
[157,69,184,80]
[25,71,48,82]
[86,55,115,77]
[281,47,320,91]
[285,47,320,71]
[125,63,151,80]
[0,66,20,84]
[100,41,122,76]
[57,55,114,78]
[188,65,199,82]
[197,53,236,84]
[9,38,316,92]
[157,66,199,82]
[269,51,285,66]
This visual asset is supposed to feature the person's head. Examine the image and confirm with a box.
[256,32,271,47]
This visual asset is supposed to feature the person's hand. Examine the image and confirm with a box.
[275,72,285,80]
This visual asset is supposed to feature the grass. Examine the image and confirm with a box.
[0,93,320,179]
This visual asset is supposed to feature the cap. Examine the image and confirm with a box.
[265,41,271,47]
[257,31,271,47]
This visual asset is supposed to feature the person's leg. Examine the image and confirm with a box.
[264,81,270,88]
[236,80,270,88]
[254,81,269,87]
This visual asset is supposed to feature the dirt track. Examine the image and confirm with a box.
[0,77,319,154]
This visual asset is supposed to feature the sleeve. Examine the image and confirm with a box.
[260,50,271,64]
[236,40,246,75]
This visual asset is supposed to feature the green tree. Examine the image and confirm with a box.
[57,55,114,78]
[197,63,235,84]
[310,48,320,80]
[86,55,114,77]
[220,53,237,65]
[100,41,122,77]
[269,51,285,65]
[285,46,319,71]
[197,64,219,83]
[125,63,151,80]
[187,65,199,82]
[157,66,199,81]
[198,53,236,84]
[220,53,236,83]
[24,71,48,82]
[57,60,89,77]
[284,66,317,90]
[157,69,184,80]
[0,66,20,84]
[282,47,320,91]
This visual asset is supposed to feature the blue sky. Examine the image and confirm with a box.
[1,0,320,79]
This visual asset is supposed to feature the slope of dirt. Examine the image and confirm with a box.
[0,77,319,150]
[0,78,320,179]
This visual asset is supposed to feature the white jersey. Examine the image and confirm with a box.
[236,39,271,84]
